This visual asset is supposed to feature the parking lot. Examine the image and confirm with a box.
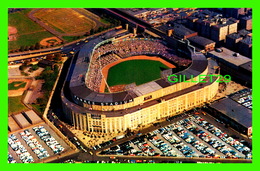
[8,123,71,163]
[99,114,252,159]
[229,89,252,109]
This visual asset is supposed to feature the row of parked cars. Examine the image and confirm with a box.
[93,140,114,151]
[99,114,251,160]
[33,126,64,154]
[20,129,50,159]
[230,89,252,109]
[166,123,216,157]
[190,115,251,159]
[100,140,138,156]
[8,134,34,163]
[8,153,17,163]
[134,137,158,156]
[147,132,181,157]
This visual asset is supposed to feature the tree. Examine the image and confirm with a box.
[24,46,29,51]
[46,54,54,60]
[36,97,44,104]
[35,42,40,50]
[29,45,35,50]
[20,46,25,52]
[90,28,94,35]
[54,53,62,61]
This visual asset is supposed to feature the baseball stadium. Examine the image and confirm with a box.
[61,32,220,133]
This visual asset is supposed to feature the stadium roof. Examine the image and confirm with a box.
[210,98,252,128]
[133,81,162,96]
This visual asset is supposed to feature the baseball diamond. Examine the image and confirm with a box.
[101,56,176,93]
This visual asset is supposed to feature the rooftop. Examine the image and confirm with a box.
[238,29,252,37]
[226,33,242,39]
[239,61,252,72]
[210,97,252,128]
[174,24,197,37]
[240,36,252,45]
[188,36,215,46]
[208,47,251,67]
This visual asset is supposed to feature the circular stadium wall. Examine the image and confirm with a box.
[61,37,220,133]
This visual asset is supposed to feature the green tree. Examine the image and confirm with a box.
[25,46,29,51]
[36,97,44,104]
[29,45,35,50]
[90,28,94,35]
[54,53,62,61]
[20,46,25,52]
[35,43,40,50]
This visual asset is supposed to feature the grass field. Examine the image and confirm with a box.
[33,8,96,34]
[8,9,56,50]
[8,81,26,90]
[62,35,85,42]
[8,30,54,50]
[8,9,44,35]
[107,60,169,87]
[8,96,28,115]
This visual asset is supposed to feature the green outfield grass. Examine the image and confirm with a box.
[8,81,26,90]
[107,60,169,87]
[8,96,28,115]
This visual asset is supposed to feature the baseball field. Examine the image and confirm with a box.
[106,58,173,87]
[8,9,55,50]
[8,81,26,90]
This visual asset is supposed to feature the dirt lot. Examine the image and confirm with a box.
[212,81,247,101]
[8,79,32,97]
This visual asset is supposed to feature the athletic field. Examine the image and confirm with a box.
[107,59,170,87]
[33,8,97,34]
[8,81,26,90]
